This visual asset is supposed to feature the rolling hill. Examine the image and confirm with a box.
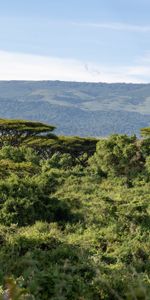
[0,80,150,136]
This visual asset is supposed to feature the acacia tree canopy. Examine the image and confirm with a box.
[0,119,97,165]
[0,119,55,146]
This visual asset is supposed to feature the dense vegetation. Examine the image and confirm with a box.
[1,81,150,136]
[0,119,150,299]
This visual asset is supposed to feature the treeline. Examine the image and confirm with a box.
[0,119,150,299]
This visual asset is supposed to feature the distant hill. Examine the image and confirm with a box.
[0,80,150,136]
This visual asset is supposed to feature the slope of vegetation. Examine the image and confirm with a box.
[0,119,150,299]
[1,81,150,136]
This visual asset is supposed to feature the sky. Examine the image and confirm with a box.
[0,0,150,82]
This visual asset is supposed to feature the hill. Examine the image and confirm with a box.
[0,81,150,136]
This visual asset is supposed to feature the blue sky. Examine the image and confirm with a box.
[0,0,150,82]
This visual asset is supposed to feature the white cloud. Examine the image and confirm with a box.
[128,66,150,76]
[71,21,150,32]
[0,50,103,82]
[0,50,149,83]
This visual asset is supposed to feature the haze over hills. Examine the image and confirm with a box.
[0,80,150,137]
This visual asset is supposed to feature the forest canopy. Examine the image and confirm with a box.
[0,118,150,300]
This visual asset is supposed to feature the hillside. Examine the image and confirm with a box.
[0,81,150,136]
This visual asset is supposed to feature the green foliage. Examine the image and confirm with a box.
[0,277,34,299]
[0,145,39,164]
[140,126,150,137]
[27,135,97,165]
[0,119,97,166]
[140,137,150,158]
[0,119,55,147]
[90,134,143,179]
[0,121,150,299]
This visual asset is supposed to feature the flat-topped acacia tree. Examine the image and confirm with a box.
[0,118,97,165]
[0,119,55,147]
[27,134,97,164]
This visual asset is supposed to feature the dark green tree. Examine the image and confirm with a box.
[91,134,143,178]
[0,119,55,147]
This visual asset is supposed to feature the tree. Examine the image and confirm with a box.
[0,119,97,165]
[141,127,150,138]
[0,119,55,147]
[91,134,143,178]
